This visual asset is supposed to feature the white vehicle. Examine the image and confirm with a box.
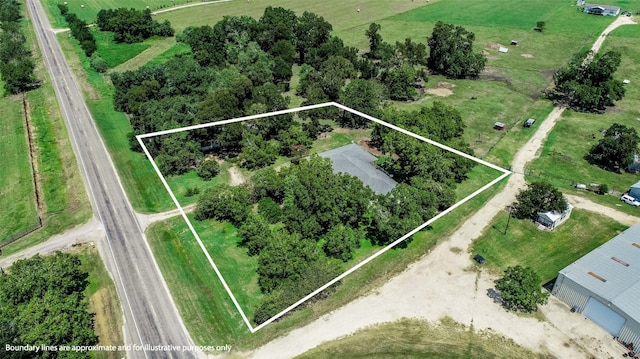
[620,194,640,207]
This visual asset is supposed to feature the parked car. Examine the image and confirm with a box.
[524,118,535,127]
[620,194,640,207]
[473,254,485,264]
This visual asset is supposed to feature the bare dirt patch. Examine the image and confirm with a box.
[486,42,506,50]
[228,166,247,186]
[358,139,381,155]
[426,81,455,97]
[521,53,534,58]
[426,88,453,97]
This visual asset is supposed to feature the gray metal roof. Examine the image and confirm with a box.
[559,223,640,320]
[585,4,621,11]
[319,143,397,195]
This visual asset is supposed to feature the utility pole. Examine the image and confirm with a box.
[504,203,513,235]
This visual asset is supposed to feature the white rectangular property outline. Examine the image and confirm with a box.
[137,102,511,333]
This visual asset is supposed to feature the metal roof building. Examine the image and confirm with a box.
[552,223,640,346]
[319,144,397,195]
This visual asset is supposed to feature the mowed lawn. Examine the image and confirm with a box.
[0,95,39,241]
[295,318,548,359]
[471,209,627,283]
[526,24,640,215]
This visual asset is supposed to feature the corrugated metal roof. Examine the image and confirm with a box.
[559,223,640,320]
[319,144,397,195]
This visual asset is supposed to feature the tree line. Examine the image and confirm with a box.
[58,4,96,57]
[0,253,97,359]
[96,8,174,44]
[0,0,36,94]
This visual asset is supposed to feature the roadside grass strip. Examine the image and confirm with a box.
[137,102,511,332]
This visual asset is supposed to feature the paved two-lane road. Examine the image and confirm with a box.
[25,1,198,358]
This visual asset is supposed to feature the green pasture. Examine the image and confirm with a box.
[0,96,39,242]
[164,162,231,206]
[1,10,91,255]
[42,0,195,28]
[296,317,549,359]
[527,30,640,215]
[471,209,627,283]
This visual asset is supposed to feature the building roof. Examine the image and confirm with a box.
[585,4,621,12]
[319,143,397,195]
[538,203,573,222]
[631,181,640,189]
[559,223,640,321]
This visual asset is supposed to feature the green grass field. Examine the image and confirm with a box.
[147,174,507,351]
[295,317,550,359]
[0,95,39,242]
[526,26,640,215]
[42,0,195,28]
[94,31,152,68]
[1,6,91,255]
[471,209,627,283]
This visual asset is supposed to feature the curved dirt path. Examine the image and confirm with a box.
[152,0,232,15]
[245,16,637,359]
[228,166,247,186]
[566,194,638,226]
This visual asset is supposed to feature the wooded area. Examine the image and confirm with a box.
[108,7,482,324]
[0,0,36,94]
[96,8,174,44]
[0,253,97,358]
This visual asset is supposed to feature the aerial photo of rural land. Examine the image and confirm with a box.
[2,0,640,358]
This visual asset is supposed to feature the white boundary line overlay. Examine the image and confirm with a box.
[137,101,511,333]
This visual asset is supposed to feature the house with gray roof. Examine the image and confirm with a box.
[552,223,640,346]
[583,3,621,16]
[319,143,397,195]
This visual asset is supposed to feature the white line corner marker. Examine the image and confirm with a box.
[137,102,511,333]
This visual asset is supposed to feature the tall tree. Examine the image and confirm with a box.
[587,123,639,171]
[427,21,486,78]
[365,22,383,59]
[495,266,549,313]
[295,11,332,64]
[513,182,568,221]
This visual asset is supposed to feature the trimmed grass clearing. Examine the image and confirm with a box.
[147,173,507,351]
[76,244,125,359]
[471,209,627,283]
[110,37,180,73]
[94,31,152,68]
[0,95,39,242]
[295,317,550,359]
[1,5,91,255]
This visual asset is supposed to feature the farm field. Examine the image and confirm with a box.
[526,25,640,215]
[471,209,627,284]
[1,6,91,255]
[0,95,39,242]
[295,318,548,359]
[42,0,194,28]
[147,178,506,351]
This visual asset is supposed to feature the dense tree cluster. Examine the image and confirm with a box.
[0,253,98,358]
[58,4,96,57]
[586,123,639,171]
[371,102,474,184]
[0,0,36,94]
[549,50,625,112]
[495,266,549,313]
[427,21,486,79]
[96,8,174,43]
[513,182,568,221]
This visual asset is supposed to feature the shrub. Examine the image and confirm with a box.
[90,53,108,73]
